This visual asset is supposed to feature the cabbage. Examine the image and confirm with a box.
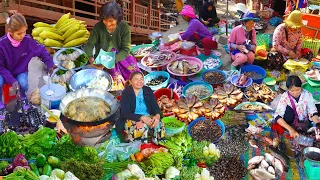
[51,169,65,179]
[63,171,79,180]
[48,175,60,180]
[165,166,180,179]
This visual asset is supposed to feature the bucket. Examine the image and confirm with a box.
[40,84,66,111]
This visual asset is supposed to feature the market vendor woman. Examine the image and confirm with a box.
[166,5,218,56]
[273,10,303,59]
[118,72,164,144]
[0,13,54,120]
[228,11,259,70]
[274,76,319,138]
[84,2,141,90]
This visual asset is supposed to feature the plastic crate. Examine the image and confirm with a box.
[302,38,320,56]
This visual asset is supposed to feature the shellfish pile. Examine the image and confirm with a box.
[172,95,203,124]
[246,83,276,103]
[168,60,200,75]
[211,83,244,107]
[248,153,285,180]
[202,98,225,121]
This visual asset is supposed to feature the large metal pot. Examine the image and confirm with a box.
[68,69,113,91]
[59,88,120,126]
[303,147,320,162]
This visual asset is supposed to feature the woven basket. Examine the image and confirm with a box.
[302,38,320,56]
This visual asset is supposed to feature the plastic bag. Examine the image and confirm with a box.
[97,129,121,162]
[283,59,312,73]
[180,41,195,50]
[115,141,141,162]
[94,49,115,69]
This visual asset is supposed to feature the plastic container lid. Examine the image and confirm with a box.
[263,77,276,86]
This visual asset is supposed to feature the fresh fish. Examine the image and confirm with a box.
[248,156,264,166]
[260,160,270,169]
[264,153,275,165]
[249,139,258,148]
[247,163,258,170]
[250,168,276,180]
[267,146,289,172]
[171,61,179,70]
[268,166,275,175]
[273,158,284,176]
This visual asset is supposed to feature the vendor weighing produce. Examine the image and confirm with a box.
[84,1,141,90]
[0,13,54,120]
[273,75,319,138]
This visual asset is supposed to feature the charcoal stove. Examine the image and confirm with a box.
[59,88,120,146]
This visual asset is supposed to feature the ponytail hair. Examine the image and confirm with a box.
[124,71,144,88]
[7,13,28,32]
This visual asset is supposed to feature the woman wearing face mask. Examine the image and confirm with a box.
[0,13,54,120]
[118,72,164,144]
[273,75,319,138]
[228,11,259,70]
[166,5,218,56]
[273,10,303,60]
[84,2,141,91]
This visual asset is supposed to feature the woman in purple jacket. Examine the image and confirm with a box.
[0,13,54,119]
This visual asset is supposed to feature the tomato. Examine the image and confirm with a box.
[134,152,144,162]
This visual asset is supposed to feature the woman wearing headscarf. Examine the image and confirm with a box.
[228,11,259,70]
[273,10,304,59]
[166,5,218,56]
[199,1,220,27]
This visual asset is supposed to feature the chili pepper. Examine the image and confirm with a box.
[197,162,207,168]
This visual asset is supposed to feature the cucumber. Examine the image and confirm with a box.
[47,156,60,168]
[29,163,40,176]
[42,164,52,176]
[36,154,47,167]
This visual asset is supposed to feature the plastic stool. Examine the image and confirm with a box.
[2,84,16,104]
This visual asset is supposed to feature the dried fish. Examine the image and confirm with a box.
[168,60,199,75]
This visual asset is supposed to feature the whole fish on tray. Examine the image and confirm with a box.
[145,52,173,66]
[168,60,199,75]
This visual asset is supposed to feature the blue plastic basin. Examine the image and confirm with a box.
[240,65,266,84]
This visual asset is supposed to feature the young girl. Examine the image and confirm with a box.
[0,13,54,120]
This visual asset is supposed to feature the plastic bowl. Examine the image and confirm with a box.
[144,71,170,91]
[167,56,203,77]
[201,69,227,87]
[240,65,266,84]
[45,109,61,124]
[154,88,179,100]
[230,75,253,88]
[182,81,213,100]
[53,47,87,71]
[188,117,225,143]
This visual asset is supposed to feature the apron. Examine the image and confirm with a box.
[288,92,309,132]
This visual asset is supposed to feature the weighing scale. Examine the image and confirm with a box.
[303,147,320,180]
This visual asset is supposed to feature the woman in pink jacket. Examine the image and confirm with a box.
[228,12,259,70]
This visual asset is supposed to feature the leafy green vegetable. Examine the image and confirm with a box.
[180,166,201,180]
[159,128,192,169]
[60,159,104,180]
[3,168,39,180]
[0,161,9,171]
[139,152,174,176]
[0,131,25,158]
[62,49,75,55]
[185,141,210,160]
[101,161,136,179]
[53,134,98,163]
[74,54,88,68]
[55,69,67,76]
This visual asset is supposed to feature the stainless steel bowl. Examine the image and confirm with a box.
[303,147,320,162]
[68,69,113,91]
[59,88,120,126]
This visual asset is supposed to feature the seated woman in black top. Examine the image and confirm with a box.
[199,1,220,27]
[118,71,164,144]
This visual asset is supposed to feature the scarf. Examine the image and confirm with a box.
[199,2,217,21]
[7,33,22,47]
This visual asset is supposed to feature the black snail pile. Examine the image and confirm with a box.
[146,76,167,86]
[209,156,247,180]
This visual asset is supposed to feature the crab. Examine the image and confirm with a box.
[172,95,203,124]
[202,98,226,120]
[211,83,244,107]
[246,83,276,103]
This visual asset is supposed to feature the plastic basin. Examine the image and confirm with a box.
[201,69,227,88]
[144,71,170,91]
[240,65,266,84]
[167,56,203,77]
[188,117,225,143]
[230,75,253,88]
[182,81,213,100]
[154,88,179,100]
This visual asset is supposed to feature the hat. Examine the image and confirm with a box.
[284,10,304,28]
[240,11,260,22]
[179,5,197,19]
[236,3,248,13]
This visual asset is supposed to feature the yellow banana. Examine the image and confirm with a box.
[62,24,80,39]
[55,13,70,29]
[64,30,87,44]
[44,38,63,47]
[33,37,44,44]
[59,21,82,34]
[33,22,52,28]
[39,31,64,41]
[63,37,88,47]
